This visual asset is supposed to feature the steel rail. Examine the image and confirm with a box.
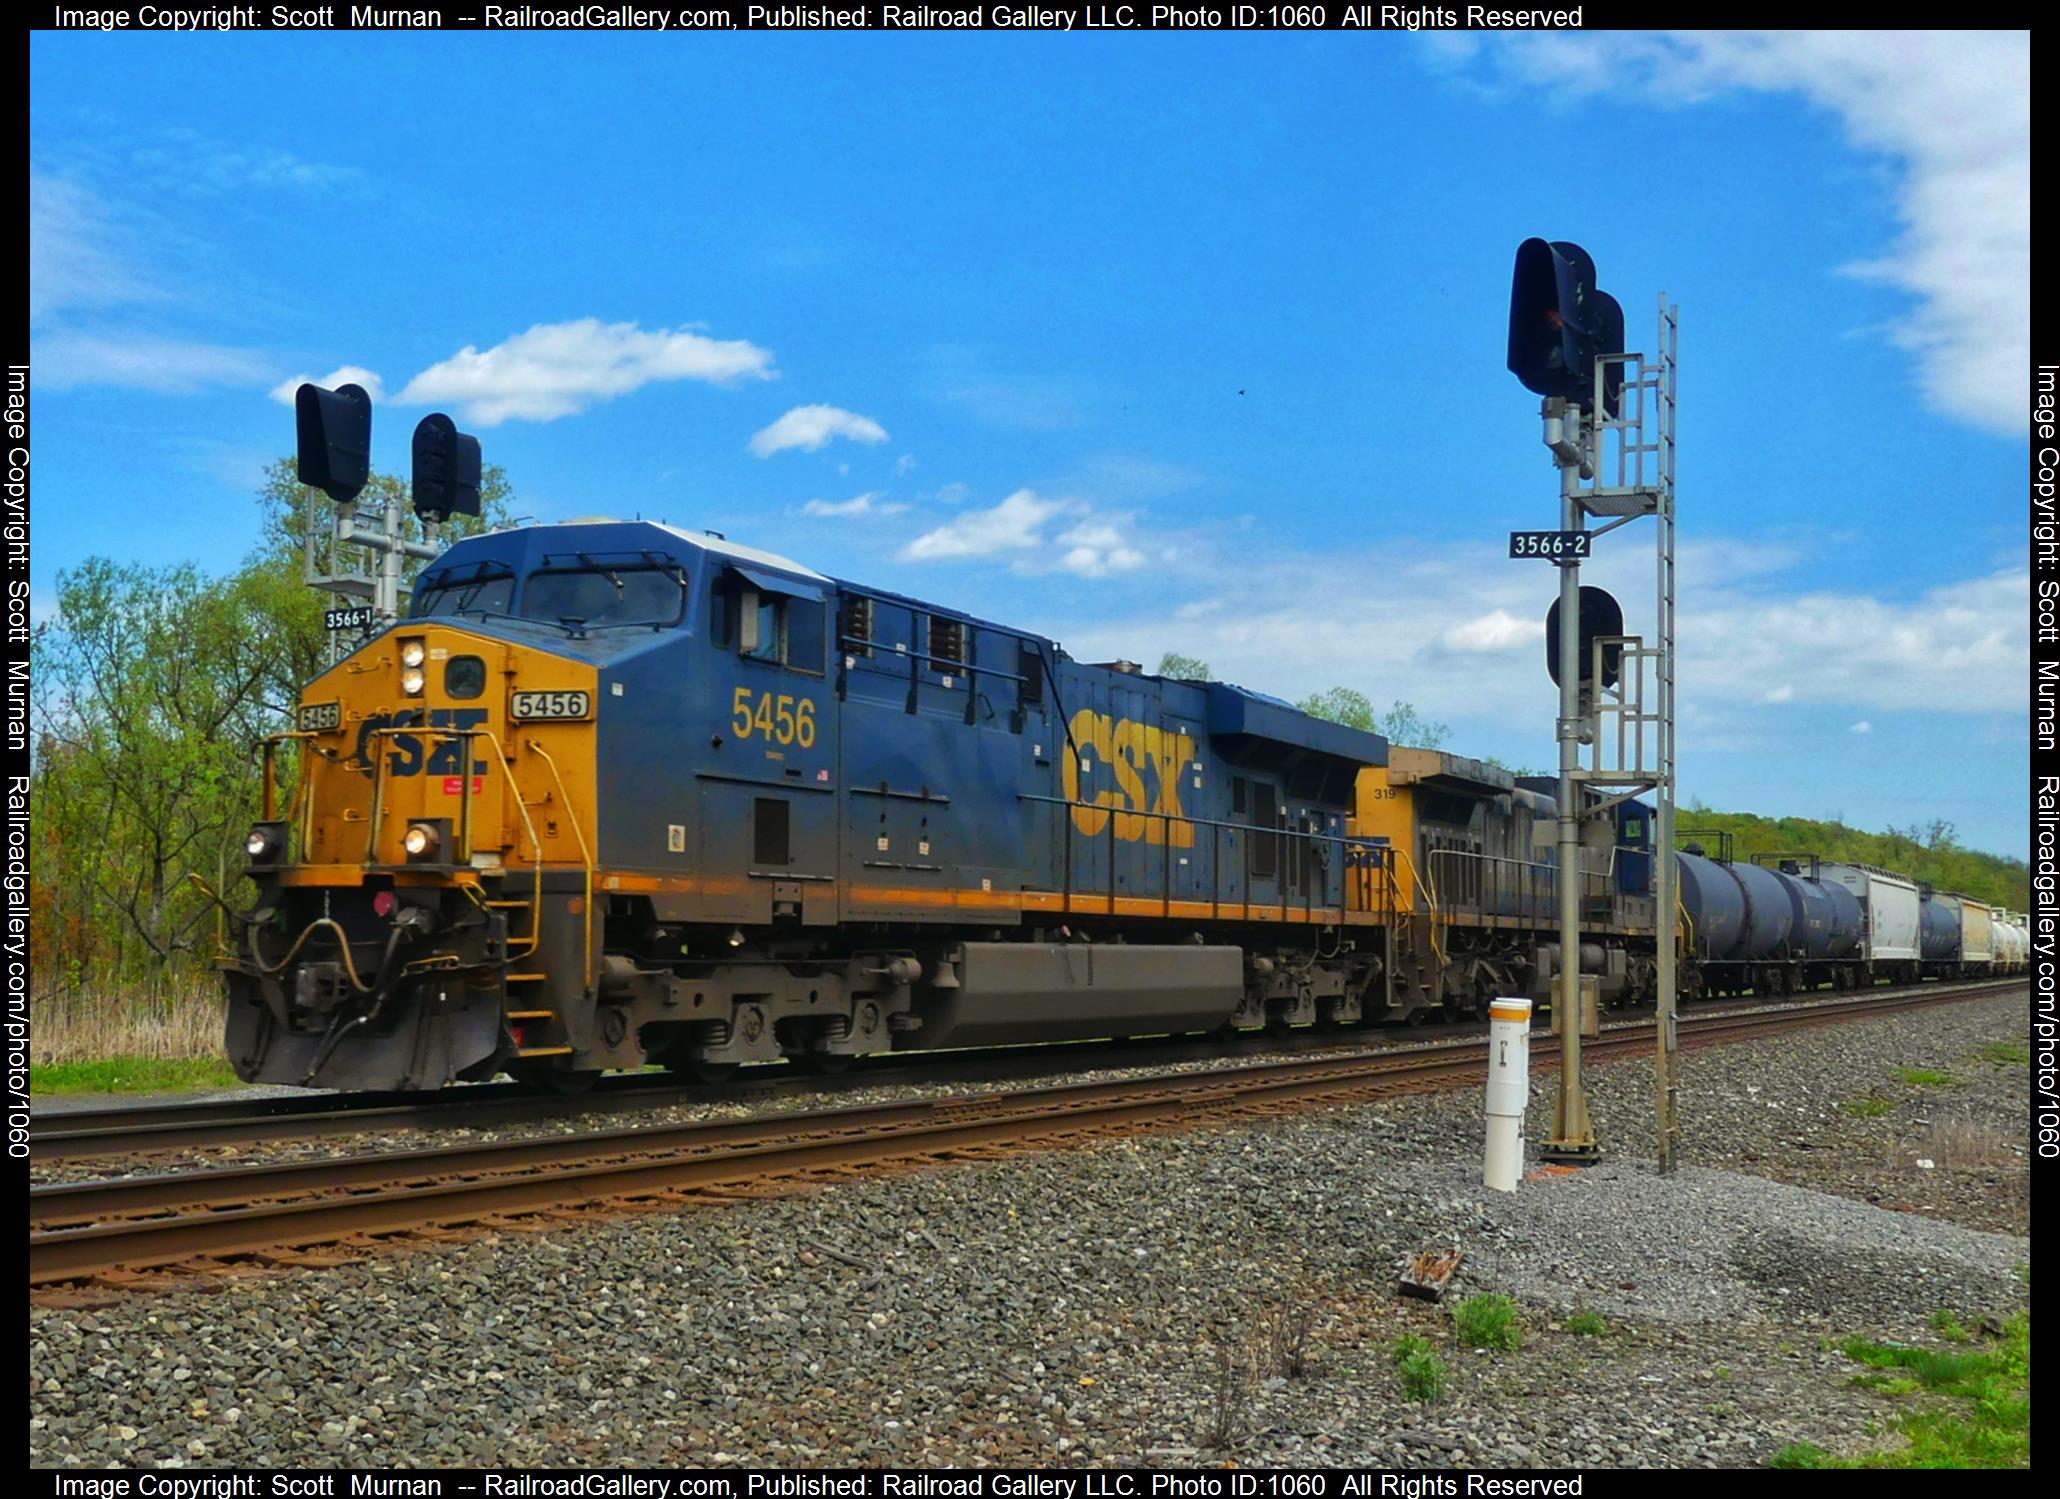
[34,977,2015,1162]
[28,980,2020,1287]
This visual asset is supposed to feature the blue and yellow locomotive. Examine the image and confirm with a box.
[227,520,1424,1091]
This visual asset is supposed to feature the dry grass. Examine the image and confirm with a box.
[33,979,221,1065]
[1916,1114,2014,1171]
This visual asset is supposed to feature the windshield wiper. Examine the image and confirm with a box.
[576,553,625,591]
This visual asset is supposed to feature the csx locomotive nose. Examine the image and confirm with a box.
[224,618,602,1091]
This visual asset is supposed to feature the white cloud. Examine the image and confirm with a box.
[1058,530,2024,723]
[142,138,362,196]
[30,173,149,324]
[1444,608,1540,653]
[36,333,270,393]
[803,492,908,519]
[397,319,775,426]
[1850,721,1874,734]
[898,489,1151,579]
[1054,519,1147,578]
[902,489,1066,562]
[1430,32,2029,433]
[749,404,888,457]
[269,365,386,405]
[895,454,919,476]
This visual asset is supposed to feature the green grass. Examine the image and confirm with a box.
[1566,1309,1607,1337]
[1931,1310,1970,1342]
[1391,1336,1446,1403]
[1771,1309,2029,1468]
[1842,1095,1896,1118]
[31,1057,243,1095]
[1978,1043,2030,1066]
[1453,1293,1522,1352]
[1897,1067,1962,1089]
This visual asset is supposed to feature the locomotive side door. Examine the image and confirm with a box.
[700,569,840,925]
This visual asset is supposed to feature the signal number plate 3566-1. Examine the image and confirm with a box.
[511,689,592,721]
[732,687,817,748]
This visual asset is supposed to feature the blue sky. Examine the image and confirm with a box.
[29,31,2030,856]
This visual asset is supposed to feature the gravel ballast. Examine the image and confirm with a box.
[29,991,2032,1469]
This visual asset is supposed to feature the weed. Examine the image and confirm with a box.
[1453,1293,1521,1352]
[1566,1309,1606,1337]
[1977,1043,2030,1065]
[1770,1443,1835,1469]
[1262,1301,1317,1380]
[1896,1067,1961,1088]
[1841,1095,1895,1119]
[1790,1310,2030,1468]
[1931,1309,1970,1342]
[1395,1344,1447,1403]
[1199,1341,1254,1452]
[1391,1333,1435,1365]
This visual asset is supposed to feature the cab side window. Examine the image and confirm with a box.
[742,590,783,662]
[726,579,826,675]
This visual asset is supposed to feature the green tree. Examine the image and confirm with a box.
[1154,652,1213,681]
[31,561,280,983]
[1295,688,1450,749]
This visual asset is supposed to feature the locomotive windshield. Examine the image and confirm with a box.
[412,560,515,619]
[522,562,689,629]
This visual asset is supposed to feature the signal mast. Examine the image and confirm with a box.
[1505,240,1681,1170]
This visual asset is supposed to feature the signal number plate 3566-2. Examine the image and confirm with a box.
[511,689,592,721]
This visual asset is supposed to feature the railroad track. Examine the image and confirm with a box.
[29,1027,1478,1163]
[32,977,2013,1163]
[28,978,2022,1292]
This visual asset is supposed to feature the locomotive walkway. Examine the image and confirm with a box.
[28,978,2022,1294]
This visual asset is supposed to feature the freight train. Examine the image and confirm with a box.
[219,518,2024,1092]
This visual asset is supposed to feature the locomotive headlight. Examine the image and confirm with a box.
[244,821,287,864]
[402,822,441,859]
[400,666,427,696]
[399,638,427,669]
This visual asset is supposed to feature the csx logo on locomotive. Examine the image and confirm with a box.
[354,708,492,778]
[1062,708,1199,846]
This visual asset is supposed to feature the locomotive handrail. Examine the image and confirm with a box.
[837,634,1030,686]
[1390,843,1443,967]
[525,738,595,995]
[1425,845,1617,929]
[255,731,318,854]
[365,724,547,964]
[1019,792,1390,924]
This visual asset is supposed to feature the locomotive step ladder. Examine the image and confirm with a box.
[504,969,568,1059]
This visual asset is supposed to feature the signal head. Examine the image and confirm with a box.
[294,382,372,504]
[411,412,482,523]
